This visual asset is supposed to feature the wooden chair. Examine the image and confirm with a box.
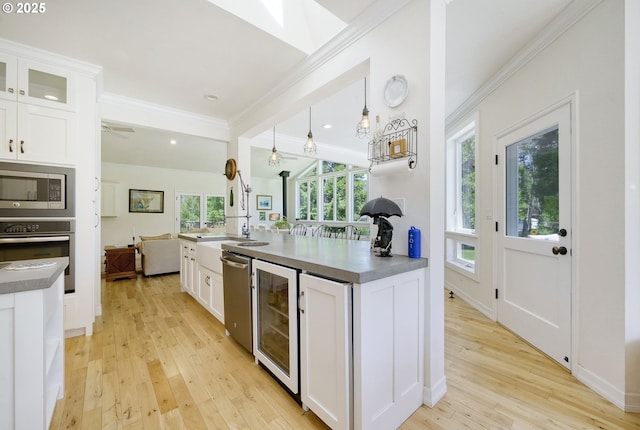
[289,223,308,236]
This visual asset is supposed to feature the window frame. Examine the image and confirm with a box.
[445,116,479,278]
[175,191,225,232]
[295,161,368,225]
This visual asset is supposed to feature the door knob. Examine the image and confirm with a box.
[552,246,568,255]
[558,228,567,237]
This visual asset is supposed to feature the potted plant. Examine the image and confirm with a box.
[273,219,291,232]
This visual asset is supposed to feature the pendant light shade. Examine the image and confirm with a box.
[356,77,370,138]
[304,107,317,155]
[268,127,281,166]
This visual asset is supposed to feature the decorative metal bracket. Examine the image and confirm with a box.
[368,117,417,169]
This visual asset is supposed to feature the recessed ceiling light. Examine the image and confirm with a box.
[204,94,219,101]
[44,94,59,101]
[322,124,332,129]
[170,139,177,145]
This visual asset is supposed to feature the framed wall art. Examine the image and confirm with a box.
[256,194,272,210]
[129,189,164,213]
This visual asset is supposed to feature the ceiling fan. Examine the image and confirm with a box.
[101,122,135,139]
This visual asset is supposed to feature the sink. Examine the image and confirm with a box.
[236,241,270,247]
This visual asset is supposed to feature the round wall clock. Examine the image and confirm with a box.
[225,158,237,180]
[383,75,409,107]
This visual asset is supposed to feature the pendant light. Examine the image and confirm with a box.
[268,126,281,166]
[356,77,370,138]
[304,107,317,155]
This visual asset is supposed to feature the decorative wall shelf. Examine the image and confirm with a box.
[368,117,417,169]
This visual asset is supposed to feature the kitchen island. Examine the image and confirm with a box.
[0,257,68,430]
[206,232,426,430]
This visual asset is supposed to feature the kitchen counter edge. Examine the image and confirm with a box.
[0,257,69,295]
[221,236,428,284]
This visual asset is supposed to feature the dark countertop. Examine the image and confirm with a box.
[0,257,69,295]
[220,232,428,284]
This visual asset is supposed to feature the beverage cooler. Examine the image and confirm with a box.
[252,259,299,394]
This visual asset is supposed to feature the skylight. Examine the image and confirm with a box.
[207,0,346,54]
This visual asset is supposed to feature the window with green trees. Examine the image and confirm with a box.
[177,193,225,232]
[295,161,368,223]
[446,119,478,276]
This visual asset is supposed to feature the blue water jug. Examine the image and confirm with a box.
[408,226,421,258]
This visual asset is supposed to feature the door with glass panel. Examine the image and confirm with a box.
[496,104,572,369]
[175,193,225,232]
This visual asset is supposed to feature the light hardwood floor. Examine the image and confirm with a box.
[50,274,640,429]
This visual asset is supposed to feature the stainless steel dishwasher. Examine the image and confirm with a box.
[220,250,253,353]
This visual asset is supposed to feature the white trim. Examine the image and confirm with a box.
[422,375,447,408]
[446,0,602,128]
[0,37,102,77]
[229,0,413,126]
[574,364,626,411]
[443,283,495,321]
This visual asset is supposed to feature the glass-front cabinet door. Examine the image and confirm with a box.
[18,59,74,110]
[0,55,74,110]
[252,259,299,394]
[0,53,17,101]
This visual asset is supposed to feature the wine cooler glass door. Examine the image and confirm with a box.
[252,259,299,393]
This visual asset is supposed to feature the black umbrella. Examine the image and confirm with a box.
[360,196,403,218]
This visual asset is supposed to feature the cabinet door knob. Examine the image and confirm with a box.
[20,140,24,153]
[8,139,13,152]
[19,89,25,95]
[8,88,14,94]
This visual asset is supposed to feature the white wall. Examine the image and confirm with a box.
[445,0,634,409]
[100,162,227,247]
[247,177,282,227]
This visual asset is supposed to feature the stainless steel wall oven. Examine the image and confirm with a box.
[0,220,75,293]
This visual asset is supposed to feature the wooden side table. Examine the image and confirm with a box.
[104,245,137,281]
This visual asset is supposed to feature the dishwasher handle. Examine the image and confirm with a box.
[220,255,248,270]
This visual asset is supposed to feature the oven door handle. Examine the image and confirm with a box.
[0,235,70,244]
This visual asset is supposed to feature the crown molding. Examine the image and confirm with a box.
[229,0,412,127]
[445,0,603,129]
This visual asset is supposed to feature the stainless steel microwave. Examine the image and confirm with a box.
[0,162,75,217]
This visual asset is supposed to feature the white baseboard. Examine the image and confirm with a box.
[575,364,626,411]
[625,391,640,412]
[423,376,447,408]
[444,281,495,321]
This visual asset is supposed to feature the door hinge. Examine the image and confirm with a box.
[495,154,499,165]
[495,221,499,232]
[495,288,499,299]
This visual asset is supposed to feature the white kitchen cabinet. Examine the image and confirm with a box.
[198,265,213,308]
[0,273,64,430]
[299,273,351,430]
[0,53,76,164]
[0,53,18,101]
[299,268,425,430]
[196,242,225,324]
[0,98,16,159]
[0,95,75,164]
[100,181,119,217]
[0,55,75,111]
[180,240,197,296]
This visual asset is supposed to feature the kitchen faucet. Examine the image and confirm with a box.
[224,169,252,238]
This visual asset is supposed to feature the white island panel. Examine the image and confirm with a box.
[354,268,425,430]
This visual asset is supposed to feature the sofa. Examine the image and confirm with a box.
[136,233,180,276]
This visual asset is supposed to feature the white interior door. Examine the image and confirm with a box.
[497,103,572,369]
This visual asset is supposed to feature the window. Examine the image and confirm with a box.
[295,161,368,224]
[176,192,225,232]
[446,118,478,276]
